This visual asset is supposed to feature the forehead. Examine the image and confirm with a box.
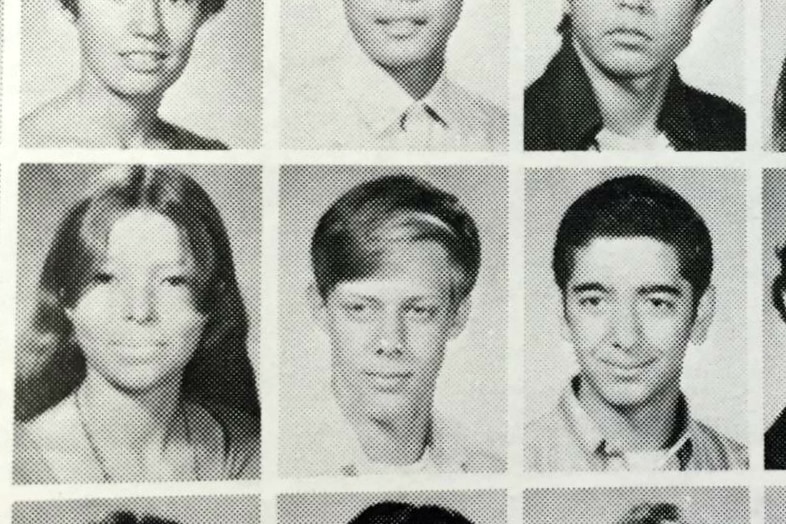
[569,236,684,286]
[105,210,188,265]
[335,240,456,296]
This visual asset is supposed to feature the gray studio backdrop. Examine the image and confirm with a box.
[278,165,508,475]
[16,164,262,379]
[521,487,749,524]
[524,168,747,444]
[13,495,259,524]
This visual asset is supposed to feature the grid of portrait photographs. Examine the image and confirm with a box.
[3,0,786,524]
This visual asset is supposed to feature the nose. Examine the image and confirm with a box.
[375,311,406,357]
[120,280,157,324]
[609,301,641,350]
[127,0,164,38]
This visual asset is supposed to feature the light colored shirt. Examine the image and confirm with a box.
[522,377,748,471]
[282,37,507,151]
[591,128,674,151]
[14,400,259,484]
[279,381,505,477]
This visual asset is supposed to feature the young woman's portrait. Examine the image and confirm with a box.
[13,164,261,484]
[20,0,263,149]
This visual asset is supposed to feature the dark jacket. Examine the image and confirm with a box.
[766,408,786,469]
[524,39,746,151]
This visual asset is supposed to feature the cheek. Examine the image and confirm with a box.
[164,13,203,52]
[567,308,608,350]
[639,314,692,356]
[406,323,449,367]
[328,317,374,363]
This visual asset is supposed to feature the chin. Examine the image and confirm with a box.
[369,46,434,70]
[594,382,653,409]
[595,54,660,79]
[363,392,416,421]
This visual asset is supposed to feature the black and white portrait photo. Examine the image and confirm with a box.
[761,170,786,468]
[13,495,259,524]
[279,490,505,524]
[281,2,508,151]
[20,0,263,149]
[278,166,507,477]
[522,487,748,524]
[13,164,261,484]
[523,169,747,471]
[763,0,786,150]
[523,0,745,151]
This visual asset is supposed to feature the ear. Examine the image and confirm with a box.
[306,283,329,333]
[689,284,716,345]
[447,297,471,339]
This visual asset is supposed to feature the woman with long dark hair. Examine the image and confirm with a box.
[14,165,259,483]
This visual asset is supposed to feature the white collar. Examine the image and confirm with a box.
[338,36,456,136]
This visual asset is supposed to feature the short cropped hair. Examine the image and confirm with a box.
[311,175,481,301]
[617,503,681,524]
[553,175,713,299]
[59,0,225,17]
[347,502,475,524]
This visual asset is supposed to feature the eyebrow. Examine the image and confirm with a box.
[638,285,683,297]
[571,283,608,294]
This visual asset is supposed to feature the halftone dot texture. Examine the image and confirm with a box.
[523,169,748,460]
[278,490,505,524]
[13,495,259,524]
[278,165,507,477]
[280,1,508,151]
[766,487,786,523]
[522,487,748,524]
[14,164,261,484]
[762,0,786,149]
[761,171,786,466]
[20,0,263,149]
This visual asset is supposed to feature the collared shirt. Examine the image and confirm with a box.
[523,37,746,151]
[283,36,507,151]
[522,378,748,471]
[279,381,505,477]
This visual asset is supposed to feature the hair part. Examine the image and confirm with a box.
[552,175,713,300]
[347,502,476,524]
[16,165,259,421]
[311,174,481,303]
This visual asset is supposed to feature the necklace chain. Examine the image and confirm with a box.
[73,390,201,482]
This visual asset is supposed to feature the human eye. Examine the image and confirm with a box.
[341,300,375,321]
[405,303,439,322]
[162,274,190,287]
[645,295,676,312]
[91,270,115,285]
[577,294,604,309]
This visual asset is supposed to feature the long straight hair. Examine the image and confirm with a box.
[15,165,259,421]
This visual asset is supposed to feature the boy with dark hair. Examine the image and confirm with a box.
[523,175,746,471]
[524,0,745,151]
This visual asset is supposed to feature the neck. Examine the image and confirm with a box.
[574,38,673,138]
[577,374,682,451]
[70,70,165,148]
[77,369,184,453]
[381,53,445,100]
[332,375,432,465]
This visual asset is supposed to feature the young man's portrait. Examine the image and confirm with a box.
[281,2,508,151]
[523,170,747,471]
[523,0,745,151]
[278,166,507,477]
